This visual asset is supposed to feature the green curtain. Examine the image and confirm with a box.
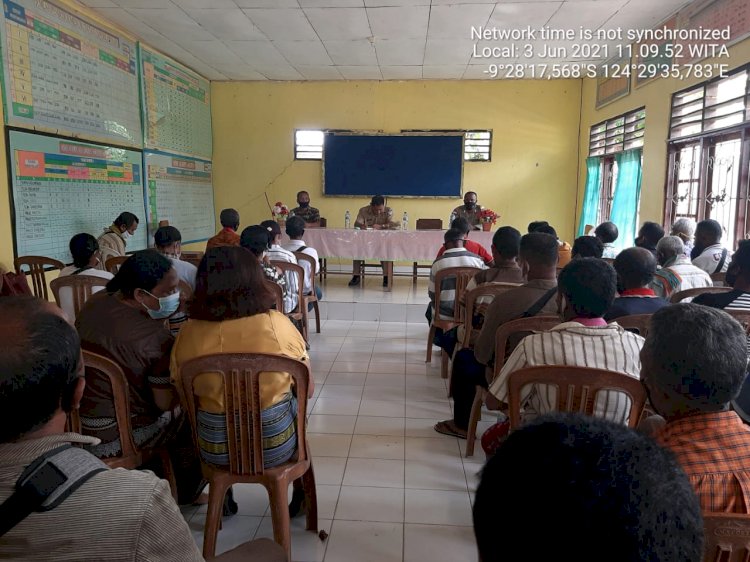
[610,149,643,252]
[577,157,601,237]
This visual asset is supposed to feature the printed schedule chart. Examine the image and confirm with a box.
[10,130,147,263]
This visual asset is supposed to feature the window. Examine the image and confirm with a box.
[294,129,324,160]
[589,108,645,157]
[463,131,491,161]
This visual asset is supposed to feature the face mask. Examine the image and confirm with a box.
[121,231,131,242]
[465,202,475,210]
[298,201,310,208]
[139,290,180,319]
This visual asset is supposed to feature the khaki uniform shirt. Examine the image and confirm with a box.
[452,205,483,229]
[0,433,202,561]
[355,206,399,229]
[291,206,320,224]
[97,226,126,269]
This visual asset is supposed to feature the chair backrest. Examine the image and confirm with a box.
[81,349,138,461]
[264,279,284,311]
[460,283,522,348]
[14,256,65,300]
[493,316,561,378]
[293,252,318,294]
[724,309,750,329]
[506,365,647,429]
[433,266,482,323]
[177,353,310,475]
[711,271,727,285]
[271,260,305,315]
[50,274,109,320]
[105,255,129,274]
[416,218,443,230]
[670,286,731,303]
[703,512,750,562]
[614,314,653,337]
[319,217,327,228]
[181,251,204,268]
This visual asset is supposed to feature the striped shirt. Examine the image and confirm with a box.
[488,321,644,424]
[0,433,202,561]
[650,255,713,299]
[268,245,299,313]
[692,290,750,354]
[428,247,485,320]
[655,411,750,513]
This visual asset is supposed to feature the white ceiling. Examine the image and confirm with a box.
[81,0,693,81]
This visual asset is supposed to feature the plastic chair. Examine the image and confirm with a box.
[177,353,318,560]
[264,280,284,312]
[703,512,750,562]
[507,365,647,429]
[271,261,307,341]
[614,313,652,337]
[465,315,560,456]
[105,255,129,274]
[412,219,443,284]
[50,274,109,321]
[294,252,321,335]
[670,286,731,303]
[14,256,65,300]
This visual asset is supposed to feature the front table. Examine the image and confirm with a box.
[282,228,495,291]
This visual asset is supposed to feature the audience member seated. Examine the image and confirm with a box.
[642,304,750,512]
[571,235,603,259]
[206,208,241,249]
[533,224,572,267]
[594,221,619,258]
[0,297,203,560]
[283,216,323,307]
[635,221,665,258]
[488,258,643,425]
[290,189,320,226]
[240,225,289,311]
[261,220,299,314]
[436,217,493,266]
[154,226,198,292]
[671,217,697,257]
[433,233,559,438]
[606,247,668,320]
[171,246,310,470]
[651,235,712,299]
[350,195,399,287]
[527,220,548,233]
[474,413,703,562]
[97,211,139,266]
[451,191,483,230]
[692,218,732,274]
[57,233,113,320]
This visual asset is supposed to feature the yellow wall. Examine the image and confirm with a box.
[210,80,583,241]
[577,37,750,230]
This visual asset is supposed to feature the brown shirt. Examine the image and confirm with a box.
[206,227,240,249]
[471,264,524,286]
[354,206,399,229]
[452,205,483,229]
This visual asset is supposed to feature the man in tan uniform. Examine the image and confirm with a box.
[97,211,139,269]
[451,191,483,230]
[349,195,399,287]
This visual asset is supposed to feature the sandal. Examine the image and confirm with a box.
[434,420,467,439]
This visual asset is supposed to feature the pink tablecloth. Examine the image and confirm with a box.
[281,228,494,261]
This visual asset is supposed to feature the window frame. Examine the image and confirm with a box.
[588,107,645,157]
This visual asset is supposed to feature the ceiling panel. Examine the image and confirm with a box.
[367,6,430,40]
[295,65,345,80]
[427,4,496,38]
[225,40,289,66]
[380,65,423,79]
[325,40,379,65]
[305,8,373,40]
[184,9,266,40]
[338,65,384,79]
[375,39,425,66]
[242,9,319,41]
[274,40,334,65]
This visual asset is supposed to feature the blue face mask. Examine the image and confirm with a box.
[140,290,180,319]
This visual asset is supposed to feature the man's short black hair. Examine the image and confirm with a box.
[696,219,723,243]
[558,258,617,318]
[527,220,549,233]
[614,247,657,289]
[474,413,704,562]
[595,221,619,243]
[492,226,521,259]
[69,233,99,269]
[0,297,82,442]
[220,208,240,229]
[643,304,748,408]
[114,211,138,228]
[639,221,665,246]
[371,195,385,206]
[105,250,173,298]
[450,216,471,235]
[444,228,465,245]
[296,190,309,198]
[534,224,558,239]
[572,236,604,259]
[240,225,272,256]
[153,225,182,248]
[519,232,559,268]
[285,216,306,238]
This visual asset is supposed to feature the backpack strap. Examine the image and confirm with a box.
[716,248,728,273]
[296,246,308,253]
[521,287,558,318]
[0,445,107,538]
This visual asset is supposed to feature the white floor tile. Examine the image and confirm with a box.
[343,458,405,488]
[354,416,406,436]
[253,517,332,562]
[188,513,264,556]
[324,520,403,562]
[404,524,478,562]
[405,458,468,491]
[405,417,443,438]
[348,435,405,460]
[361,386,406,402]
[312,398,361,416]
[364,372,406,387]
[335,486,404,522]
[406,400,452,419]
[307,415,357,435]
[367,362,406,374]
[307,433,353,457]
[318,385,364,401]
[329,361,369,374]
[312,457,348,486]
[405,436,461,461]
[404,489,473,526]
[324,372,368,385]
[359,399,406,417]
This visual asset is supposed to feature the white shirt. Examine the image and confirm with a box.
[650,255,713,299]
[268,245,299,313]
[428,247,485,320]
[282,239,319,295]
[166,256,197,291]
[601,243,618,259]
[56,266,113,321]
[692,244,732,274]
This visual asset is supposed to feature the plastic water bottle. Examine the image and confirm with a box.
[402,211,408,231]
[449,211,456,228]
[344,210,351,229]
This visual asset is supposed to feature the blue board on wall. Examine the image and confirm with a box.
[323,133,464,197]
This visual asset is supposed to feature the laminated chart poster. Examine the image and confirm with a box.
[141,46,212,159]
[10,130,147,263]
[145,151,215,243]
[0,0,141,146]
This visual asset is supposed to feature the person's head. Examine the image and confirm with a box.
[594,221,619,244]
[0,297,85,443]
[450,216,471,237]
[191,246,272,321]
[726,240,750,289]
[557,258,616,319]
[69,233,100,269]
[240,225,272,258]
[614,247,657,291]
[114,212,139,236]
[655,236,684,267]
[527,220,549,233]
[534,224,558,240]
[260,220,282,244]
[474,413,704,562]
[694,219,723,252]
[296,190,311,208]
[518,232,559,280]
[491,226,521,263]
[153,225,182,257]
[285,216,306,240]
[444,228,465,250]
[572,236,604,259]
[105,249,179,319]
[370,195,385,214]
[463,191,478,210]
[635,221,665,250]
[671,217,696,244]
[641,304,748,420]
[219,208,240,231]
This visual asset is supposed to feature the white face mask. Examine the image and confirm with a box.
[121,231,131,242]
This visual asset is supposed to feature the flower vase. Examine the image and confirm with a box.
[482,222,492,232]
[276,217,286,229]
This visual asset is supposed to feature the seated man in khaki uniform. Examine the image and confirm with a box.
[349,195,399,287]
[451,191,483,230]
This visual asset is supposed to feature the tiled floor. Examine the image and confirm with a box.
[181,276,491,561]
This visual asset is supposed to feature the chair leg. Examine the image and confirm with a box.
[412,262,418,285]
[440,349,450,380]
[465,387,487,457]
[312,301,321,333]
[301,302,310,340]
[158,448,178,501]
[203,478,230,560]
[267,478,292,559]
[302,462,318,532]
[426,325,436,363]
